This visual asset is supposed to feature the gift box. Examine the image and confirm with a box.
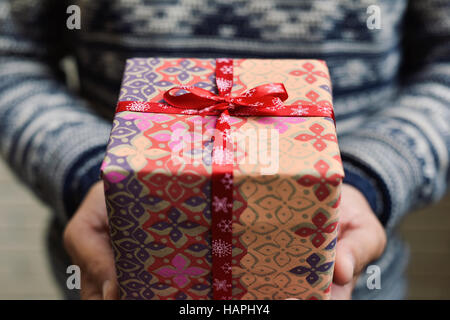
[101,57,344,300]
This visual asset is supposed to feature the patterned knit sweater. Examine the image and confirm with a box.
[0,0,449,299]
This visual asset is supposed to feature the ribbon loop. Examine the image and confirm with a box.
[162,82,290,114]
[163,86,221,109]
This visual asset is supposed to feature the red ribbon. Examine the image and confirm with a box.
[116,58,335,300]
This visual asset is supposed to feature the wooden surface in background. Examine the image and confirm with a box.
[0,159,61,299]
[398,194,450,299]
[0,158,449,300]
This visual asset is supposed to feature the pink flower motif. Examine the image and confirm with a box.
[297,160,341,201]
[109,135,169,170]
[103,171,127,184]
[122,113,172,131]
[166,122,203,153]
[294,211,338,248]
[257,117,306,134]
[100,158,109,172]
[295,123,337,151]
[156,254,205,288]
[292,90,332,115]
[187,115,217,131]
[289,62,329,84]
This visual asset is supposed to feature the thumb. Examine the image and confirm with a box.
[103,279,119,300]
[333,223,386,286]
[64,214,119,299]
[77,227,119,299]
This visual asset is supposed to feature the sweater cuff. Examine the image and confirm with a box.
[57,123,111,221]
[62,145,107,218]
[342,158,389,225]
[337,131,422,231]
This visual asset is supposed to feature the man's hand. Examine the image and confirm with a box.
[63,181,119,300]
[331,184,387,299]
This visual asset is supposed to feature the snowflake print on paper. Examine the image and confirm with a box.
[217,219,232,233]
[213,278,232,291]
[128,101,149,112]
[221,173,233,189]
[212,239,232,257]
[212,196,232,213]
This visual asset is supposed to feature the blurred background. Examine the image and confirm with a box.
[0,156,449,299]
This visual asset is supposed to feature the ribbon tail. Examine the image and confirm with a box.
[211,110,234,300]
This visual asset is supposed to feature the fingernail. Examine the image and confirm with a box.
[342,252,355,282]
[102,280,110,300]
[347,252,355,276]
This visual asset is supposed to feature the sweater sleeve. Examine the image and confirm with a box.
[0,0,111,222]
[338,0,450,231]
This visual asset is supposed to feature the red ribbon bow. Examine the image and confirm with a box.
[163,82,289,114]
[116,58,334,300]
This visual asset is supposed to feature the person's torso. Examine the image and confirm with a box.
[65,0,409,133]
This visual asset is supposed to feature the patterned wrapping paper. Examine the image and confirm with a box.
[101,58,344,300]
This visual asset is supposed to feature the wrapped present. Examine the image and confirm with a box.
[101,58,344,300]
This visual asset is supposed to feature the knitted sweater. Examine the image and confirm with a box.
[0,0,449,299]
